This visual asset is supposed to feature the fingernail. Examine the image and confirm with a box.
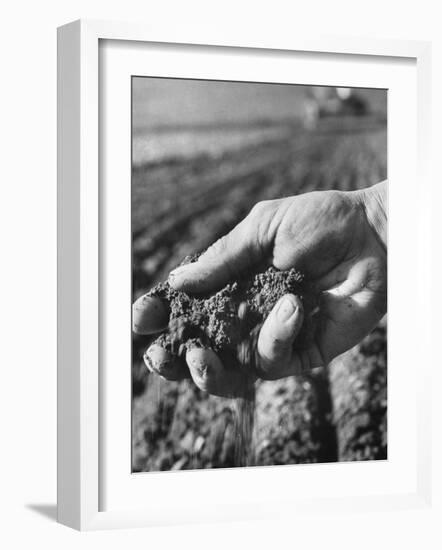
[144,344,183,380]
[168,264,190,283]
[276,296,298,323]
[187,352,210,377]
[143,349,156,373]
[186,348,222,381]
[144,344,170,373]
[132,295,169,334]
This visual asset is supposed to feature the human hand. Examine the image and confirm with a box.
[133,181,387,397]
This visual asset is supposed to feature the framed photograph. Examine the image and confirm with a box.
[57,19,432,530]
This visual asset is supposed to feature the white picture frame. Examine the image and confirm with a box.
[57,19,432,531]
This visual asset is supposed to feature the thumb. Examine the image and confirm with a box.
[168,217,262,294]
[256,294,304,380]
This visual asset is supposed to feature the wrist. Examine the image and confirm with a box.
[355,181,388,249]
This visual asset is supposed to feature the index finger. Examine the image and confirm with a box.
[168,212,264,295]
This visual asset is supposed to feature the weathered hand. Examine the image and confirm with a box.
[133,181,387,397]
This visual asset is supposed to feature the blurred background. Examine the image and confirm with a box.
[132,78,387,472]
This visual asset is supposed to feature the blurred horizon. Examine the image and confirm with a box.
[132,78,387,166]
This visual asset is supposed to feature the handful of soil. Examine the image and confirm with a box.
[143,256,320,376]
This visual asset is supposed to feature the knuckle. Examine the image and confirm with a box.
[250,200,273,218]
[249,200,281,250]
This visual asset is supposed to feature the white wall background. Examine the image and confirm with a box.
[0,1,440,547]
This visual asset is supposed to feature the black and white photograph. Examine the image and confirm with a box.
[2,0,437,542]
[131,78,387,472]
